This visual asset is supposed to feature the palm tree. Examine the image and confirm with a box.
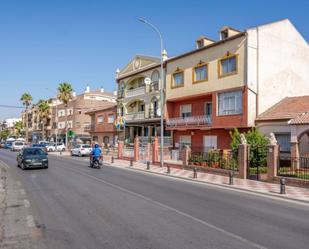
[37,100,50,141]
[20,93,33,143]
[14,120,23,138]
[57,82,73,149]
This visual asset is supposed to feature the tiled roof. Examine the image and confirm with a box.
[256,96,309,121]
[289,112,309,125]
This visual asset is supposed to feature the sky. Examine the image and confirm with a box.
[0,0,308,121]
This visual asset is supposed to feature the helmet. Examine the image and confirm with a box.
[94,144,99,148]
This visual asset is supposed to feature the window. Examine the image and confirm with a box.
[139,104,145,112]
[180,104,192,118]
[219,54,237,77]
[218,91,242,116]
[151,70,159,91]
[108,114,114,123]
[193,63,208,83]
[179,135,191,148]
[97,116,104,124]
[205,102,212,116]
[275,133,291,152]
[196,40,203,49]
[172,70,184,88]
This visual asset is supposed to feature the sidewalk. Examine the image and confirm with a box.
[52,153,309,204]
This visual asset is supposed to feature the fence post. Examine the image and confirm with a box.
[182,145,191,167]
[152,136,158,164]
[290,142,300,169]
[118,141,123,160]
[238,144,248,179]
[267,144,279,181]
[134,136,139,162]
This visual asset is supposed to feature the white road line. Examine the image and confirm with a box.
[24,199,30,208]
[57,164,268,249]
[27,215,35,228]
[0,159,10,169]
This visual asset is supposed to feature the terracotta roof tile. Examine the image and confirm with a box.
[256,96,309,121]
[289,112,309,125]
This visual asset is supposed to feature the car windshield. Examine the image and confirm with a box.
[15,142,23,146]
[23,148,45,156]
[82,145,91,148]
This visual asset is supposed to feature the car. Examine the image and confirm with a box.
[4,141,13,149]
[45,143,56,152]
[71,144,92,157]
[0,142,5,148]
[55,142,66,151]
[32,144,48,153]
[11,141,25,151]
[17,147,48,170]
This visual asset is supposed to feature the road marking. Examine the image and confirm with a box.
[24,199,30,208]
[56,163,268,249]
[27,215,35,228]
[0,159,10,169]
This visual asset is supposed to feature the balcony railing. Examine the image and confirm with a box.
[126,112,145,121]
[166,115,212,127]
[126,86,145,98]
[139,136,172,146]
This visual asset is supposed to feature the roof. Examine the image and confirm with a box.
[84,103,117,115]
[289,112,309,125]
[256,96,309,121]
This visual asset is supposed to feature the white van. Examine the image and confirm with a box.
[11,141,25,151]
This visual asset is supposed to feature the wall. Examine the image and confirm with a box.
[247,19,309,116]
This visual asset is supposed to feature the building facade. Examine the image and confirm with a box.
[116,55,170,144]
[85,105,117,146]
[165,19,309,151]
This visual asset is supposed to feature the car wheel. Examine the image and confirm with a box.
[78,152,82,157]
[62,148,65,152]
[21,162,25,170]
[45,165,49,169]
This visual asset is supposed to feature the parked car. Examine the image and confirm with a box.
[32,144,48,153]
[71,144,92,157]
[55,143,66,151]
[11,141,25,151]
[0,142,5,148]
[4,141,13,150]
[17,147,48,170]
[45,143,56,152]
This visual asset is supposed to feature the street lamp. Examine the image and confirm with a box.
[45,88,58,149]
[139,18,165,167]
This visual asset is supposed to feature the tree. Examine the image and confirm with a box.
[20,93,33,143]
[0,129,10,140]
[57,82,73,149]
[14,120,23,137]
[230,128,269,168]
[37,100,50,141]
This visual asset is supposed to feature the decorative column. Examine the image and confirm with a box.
[182,145,191,167]
[134,136,139,161]
[290,142,300,169]
[267,144,279,181]
[118,141,124,159]
[238,144,248,179]
[152,136,158,164]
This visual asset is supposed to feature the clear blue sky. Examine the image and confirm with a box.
[0,0,308,120]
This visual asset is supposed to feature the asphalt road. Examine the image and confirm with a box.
[0,149,308,249]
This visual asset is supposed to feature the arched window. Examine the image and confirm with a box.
[151,97,159,117]
[118,81,125,98]
[151,70,160,91]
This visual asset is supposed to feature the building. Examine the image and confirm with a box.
[50,86,116,144]
[116,54,170,144]
[165,19,309,151]
[85,104,117,146]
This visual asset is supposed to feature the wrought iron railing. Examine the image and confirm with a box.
[279,156,309,182]
[166,115,211,127]
[126,112,145,121]
[126,86,145,97]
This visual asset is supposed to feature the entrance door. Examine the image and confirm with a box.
[203,136,217,152]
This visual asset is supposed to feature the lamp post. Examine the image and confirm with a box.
[139,18,165,167]
[45,88,58,149]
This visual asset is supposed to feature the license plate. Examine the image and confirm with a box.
[33,162,42,166]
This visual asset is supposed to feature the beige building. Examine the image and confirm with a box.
[50,86,116,144]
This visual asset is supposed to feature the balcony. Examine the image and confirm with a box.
[126,112,145,121]
[166,115,212,128]
[126,86,145,98]
[84,124,115,133]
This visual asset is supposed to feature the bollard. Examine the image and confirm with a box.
[111,156,114,163]
[280,178,286,194]
[146,161,150,170]
[229,171,234,185]
[167,165,171,174]
[60,150,62,156]
[130,159,133,167]
[193,167,197,179]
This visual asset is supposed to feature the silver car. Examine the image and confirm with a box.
[71,144,92,157]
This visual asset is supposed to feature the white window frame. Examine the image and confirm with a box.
[108,114,115,124]
[217,90,242,116]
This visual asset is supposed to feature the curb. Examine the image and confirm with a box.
[104,161,309,205]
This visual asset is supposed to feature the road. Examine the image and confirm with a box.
[0,149,308,249]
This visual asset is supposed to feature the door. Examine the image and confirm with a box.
[203,136,217,152]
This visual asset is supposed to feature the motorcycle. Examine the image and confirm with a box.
[89,155,103,169]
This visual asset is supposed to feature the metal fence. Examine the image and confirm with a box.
[279,156,309,182]
[122,146,134,158]
[188,148,238,171]
[247,146,268,180]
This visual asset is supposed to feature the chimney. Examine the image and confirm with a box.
[219,26,241,40]
[85,84,90,93]
[72,92,76,97]
[162,49,168,61]
[195,36,215,49]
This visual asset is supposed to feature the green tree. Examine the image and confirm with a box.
[37,100,50,141]
[20,92,33,143]
[57,82,73,148]
[230,128,269,168]
[0,129,10,140]
[14,120,23,137]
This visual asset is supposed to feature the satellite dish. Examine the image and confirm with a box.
[144,77,151,85]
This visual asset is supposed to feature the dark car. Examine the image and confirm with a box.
[17,148,49,170]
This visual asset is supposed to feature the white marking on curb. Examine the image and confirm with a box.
[57,164,268,249]
[24,199,30,208]
[27,215,35,228]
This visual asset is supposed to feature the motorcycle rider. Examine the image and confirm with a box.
[90,143,102,167]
